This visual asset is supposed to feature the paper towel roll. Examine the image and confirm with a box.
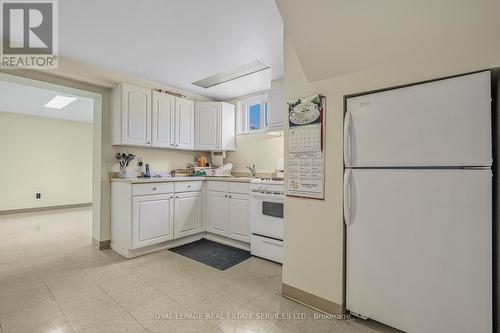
[211,151,226,167]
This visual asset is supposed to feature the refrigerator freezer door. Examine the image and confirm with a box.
[345,169,492,333]
[345,71,491,167]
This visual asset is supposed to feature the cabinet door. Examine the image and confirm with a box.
[221,103,235,150]
[175,97,195,149]
[206,191,228,236]
[152,91,175,148]
[122,83,152,146]
[268,86,283,130]
[174,191,202,239]
[195,102,221,150]
[132,194,173,248]
[228,193,250,242]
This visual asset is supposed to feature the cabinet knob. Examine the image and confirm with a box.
[224,195,228,198]
[146,141,150,144]
[175,196,179,198]
[229,195,232,198]
[187,185,191,188]
[152,187,157,190]
[170,144,174,146]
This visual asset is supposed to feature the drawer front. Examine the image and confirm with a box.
[250,234,283,263]
[229,182,250,194]
[205,181,229,192]
[132,183,174,196]
[175,181,203,192]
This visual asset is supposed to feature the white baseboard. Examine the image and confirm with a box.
[112,233,204,258]
[204,233,251,251]
[0,202,92,215]
[110,232,250,259]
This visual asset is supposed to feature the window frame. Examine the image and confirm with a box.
[239,93,268,134]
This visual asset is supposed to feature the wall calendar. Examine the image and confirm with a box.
[286,94,326,200]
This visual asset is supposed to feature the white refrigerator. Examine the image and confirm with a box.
[344,71,492,333]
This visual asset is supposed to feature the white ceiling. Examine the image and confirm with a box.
[276,0,500,82]
[59,0,283,100]
[0,80,94,123]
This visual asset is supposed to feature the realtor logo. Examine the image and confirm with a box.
[1,0,58,68]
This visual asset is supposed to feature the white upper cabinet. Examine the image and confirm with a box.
[112,83,152,146]
[152,91,175,148]
[113,83,236,152]
[195,102,220,150]
[267,84,284,131]
[221,103,236,151]
[195,102,235,151]
[175,97,195,150]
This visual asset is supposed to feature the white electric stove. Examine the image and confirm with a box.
[249,178,284,263]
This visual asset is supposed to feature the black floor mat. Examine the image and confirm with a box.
[169,239,251,270]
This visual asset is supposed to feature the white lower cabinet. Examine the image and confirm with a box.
[206,191,229,235]
[206,184,250,242]
[132,194,174,249]
[228,193,250,242]
[111,180,250,258]
[174,191,202,239]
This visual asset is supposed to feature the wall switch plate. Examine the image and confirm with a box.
[35,193,41,199]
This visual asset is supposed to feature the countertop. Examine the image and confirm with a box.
[110,176,253,184]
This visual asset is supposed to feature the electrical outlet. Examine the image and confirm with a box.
[35,192,41,199]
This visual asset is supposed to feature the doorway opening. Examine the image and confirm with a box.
[0,72,102,247]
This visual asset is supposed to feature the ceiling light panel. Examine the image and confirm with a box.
[44,95,78,109]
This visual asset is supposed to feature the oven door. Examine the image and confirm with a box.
[249,192,284,240]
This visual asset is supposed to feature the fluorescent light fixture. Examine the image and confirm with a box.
[44,95,77,109]
[192,59,270,89]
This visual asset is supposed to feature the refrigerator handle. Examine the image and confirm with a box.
[343,169,352,226]
[343,112,351,166]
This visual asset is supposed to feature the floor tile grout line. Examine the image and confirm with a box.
[101,280,158,332]
[40,279,73,329]
[75,255,172,332]
[115,257,235,332]
[52,254,133,331]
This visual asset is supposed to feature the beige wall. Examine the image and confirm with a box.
[110,147,199,175]
[226,132,284,174]
[0,112,92,211]
[282,34,500,307]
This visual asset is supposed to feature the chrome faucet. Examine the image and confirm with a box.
[247,164,257,177]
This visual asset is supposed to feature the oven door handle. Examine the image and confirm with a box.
[250,192,284,200]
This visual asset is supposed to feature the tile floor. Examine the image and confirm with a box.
[0,207,398,333]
